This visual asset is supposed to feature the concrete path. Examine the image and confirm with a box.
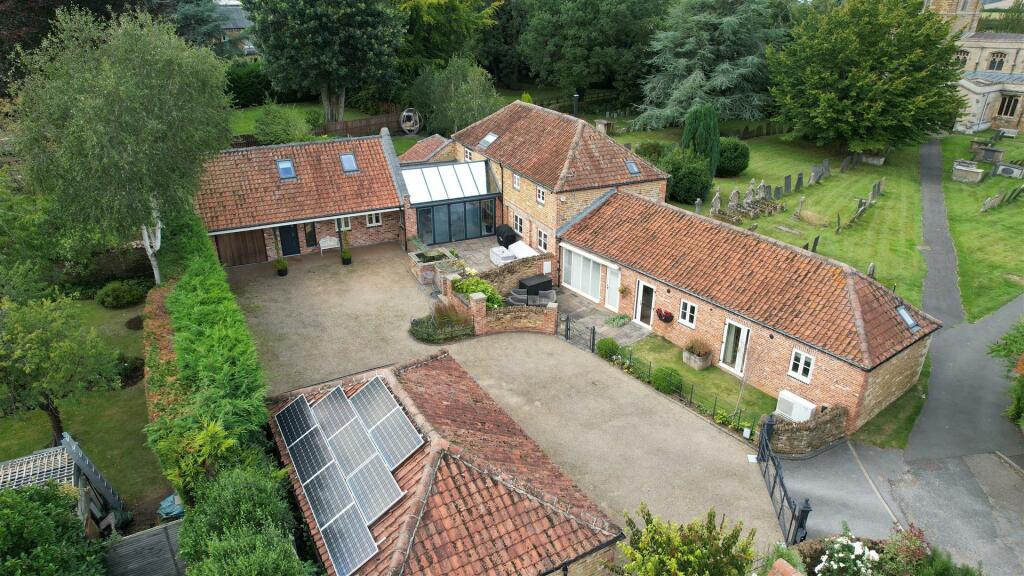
[448,333,783,552]
[781,140,1024,574]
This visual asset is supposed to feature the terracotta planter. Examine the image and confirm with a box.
[682,349,711,371]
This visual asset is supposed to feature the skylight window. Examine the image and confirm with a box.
[625,160,640,175]
[276,159,296,180]
[479,132,498,149]
[896,305,920,332]
[340,153,358,173]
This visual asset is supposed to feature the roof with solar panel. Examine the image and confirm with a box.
[270,352,620,576]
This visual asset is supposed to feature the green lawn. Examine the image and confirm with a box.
[940,134,1024,321]
[392,135,422,155]
[0,300,170,532]
[853,357,930,449]
[229,101,370,136]
[497,84,568,106]
[627,335,778,425]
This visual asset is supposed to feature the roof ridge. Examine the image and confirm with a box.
[379,128,408,205]
[389,443,444,576]
[843,270,874,368]
[555,121,587,191]
[219,133,383,154]
[447,451,619,537]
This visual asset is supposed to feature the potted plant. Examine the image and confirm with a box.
[275,257,288,277]
[682,338,712,370]
[655,307,674,323]
[341,249,352,265]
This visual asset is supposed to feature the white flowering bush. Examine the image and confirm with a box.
[814,530,880,576]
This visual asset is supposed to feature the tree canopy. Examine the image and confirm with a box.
[0,484,106,576]
[244,0,406,123]
[399,0,498,78]
[0,298,119,446]
[518,0,667,98]
[768,0,964,152]
[174,0,240,57]
[681,103,720,178]
[474,0,531,87]
[410,55,501,135]
[635,0,791,128]
[13,8,231,284]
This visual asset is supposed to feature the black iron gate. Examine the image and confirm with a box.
[757,417,811,545]
[560,314,596,352]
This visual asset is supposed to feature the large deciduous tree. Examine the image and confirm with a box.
[635,0,791,128]
[518,0,667,98]
[474,0,531,87]
[410,55,501,135]
[768,0,964,152]
[399,0,499,77]
[243,0,406,123]
[0,298,119,446]
[13,9,231,285]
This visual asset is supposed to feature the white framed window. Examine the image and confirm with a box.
[678,300,697,328]
[513,213,524,235]
[537,229,548,251]
[788,349,814,384]
[338,217,351,231]
[536,187,546,204]
[989,51,1007,71]
[365,212,382,227]
[464,148,473,161]
[513,174,521,190]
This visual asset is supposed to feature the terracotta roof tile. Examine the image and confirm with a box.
[268,354,618,576]
[560,193,940,368]
[399,135,451,164]
[452,101,666,192]
[196,135,402,233]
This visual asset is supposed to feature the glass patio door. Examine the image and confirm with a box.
[720,321,750,375]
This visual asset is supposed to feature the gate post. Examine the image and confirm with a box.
[564,315,570,340]
[794,498,812,544]
[589,326,596,352]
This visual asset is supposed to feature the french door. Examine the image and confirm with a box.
[720,320,750,376]
[634,281,655,326]
[605,268,620,311]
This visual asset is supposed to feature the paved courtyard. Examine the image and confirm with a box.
[229,243,783,549]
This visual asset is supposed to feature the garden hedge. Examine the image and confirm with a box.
[596,337,619,360]
[717,137,750,177]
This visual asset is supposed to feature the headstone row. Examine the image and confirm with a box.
[982,185,1023,212]
[839,153,864,174]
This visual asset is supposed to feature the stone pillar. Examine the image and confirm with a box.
[544,302,558,334]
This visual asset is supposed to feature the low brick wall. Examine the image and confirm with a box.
[407,248,456,286]
[761,406,848,455]
[478,253,556,295]
[440,273,557,336]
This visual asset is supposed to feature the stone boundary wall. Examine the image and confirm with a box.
[760,406,848,455]
[440,273,557,336]
[478,253,556,295]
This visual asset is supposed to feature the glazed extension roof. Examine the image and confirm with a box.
[560,193,940,369]
[269,352,619,576]
[452,101,667,193]
[195,130,405,233]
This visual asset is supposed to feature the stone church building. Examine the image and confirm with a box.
[927,0,1024,132]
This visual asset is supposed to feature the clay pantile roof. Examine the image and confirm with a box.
[560,193,940,369]
[398,134,450,164]
[268,353,618,576]
[452,100,666,193]
[196,133,403,233]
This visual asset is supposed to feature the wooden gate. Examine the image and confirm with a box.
[215,230,267,266]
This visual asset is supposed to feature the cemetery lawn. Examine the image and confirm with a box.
[941,134,1024,321]
[853,357,930,449]
[229,101,370,136]
[627,335,778,426]
[0,300,170,532]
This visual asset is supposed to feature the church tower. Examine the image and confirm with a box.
[926,0,983,35]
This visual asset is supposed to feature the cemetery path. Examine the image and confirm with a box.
[918,139,965,326]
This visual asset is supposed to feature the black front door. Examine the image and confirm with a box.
[278,225,301,256]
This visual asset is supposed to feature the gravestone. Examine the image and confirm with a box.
[823,159,831,178]
[774,186,783,200]
[792,196,805,220]
[811,235,820,253]
[785,174,792,194]
[710,188,722,215]
[809,166,820,186]
[729,188,740,211]
[878,177,886,195]
[750,177,757,191]
[840,157,851,173]
[796,172,804,191]
[758,179,767,197]
[694,198,703,215]
[744,186,755,207]
[867,263,876,278]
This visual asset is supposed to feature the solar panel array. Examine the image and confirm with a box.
[275,377,424,576]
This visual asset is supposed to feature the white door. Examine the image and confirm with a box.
[719,320,750,375]
[634,281,656,326]
[605,268,620,311]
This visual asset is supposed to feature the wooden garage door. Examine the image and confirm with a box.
[215,230,267,267]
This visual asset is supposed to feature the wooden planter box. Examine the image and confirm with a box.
[682,349,711,371]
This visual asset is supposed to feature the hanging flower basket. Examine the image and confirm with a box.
[655,308,674,323]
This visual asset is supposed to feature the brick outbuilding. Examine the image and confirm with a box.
[558,192,940,432]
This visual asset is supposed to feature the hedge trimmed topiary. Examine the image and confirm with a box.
[660,147,712,204]
[596,337,620,360]
[652,366,682,394]
[717,137,750,177]
[96,279,149,309]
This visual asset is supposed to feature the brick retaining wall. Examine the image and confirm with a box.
[478,253,556,295]
[441,273,558,336]
[760,406,848,455]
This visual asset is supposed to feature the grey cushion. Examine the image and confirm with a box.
[509,293,528,306]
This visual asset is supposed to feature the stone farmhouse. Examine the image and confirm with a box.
[269,352,620,576]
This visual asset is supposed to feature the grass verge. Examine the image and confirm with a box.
[229,101,369,136]
[853,357,931,449]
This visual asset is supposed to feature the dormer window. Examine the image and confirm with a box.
[897,305,920,333]
[276,159,296,180]
[340,153,358,173]
[479,132,498,149]
[625,160,640,175]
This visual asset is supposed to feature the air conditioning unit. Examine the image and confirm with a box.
[774,390,817,423]
[996,163,1024,179]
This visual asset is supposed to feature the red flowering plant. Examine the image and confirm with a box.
[655,308,674,322]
